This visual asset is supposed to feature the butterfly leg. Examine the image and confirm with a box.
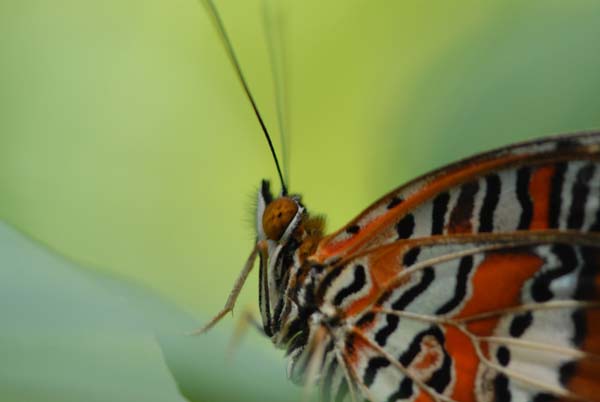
[333,345,360,402]
[302,324,328,402]
[318,308,374,402]
[190,243,263,335]
[226,306,264,360]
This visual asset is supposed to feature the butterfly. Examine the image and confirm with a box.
[196,1,600,401]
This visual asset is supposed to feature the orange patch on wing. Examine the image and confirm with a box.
[581,309,600,355]
[345,276,380,318]
[346,333,370,366]
[346,246,407,317]
[346,283,379,317]
[564,356,600,402]
[529,165,554,230]
[445,326,478,402]
[448,219,472,234]
[347,293,380,321]
[413,336,443,371]
[465,317,501,339]
[369,245,407,287]
[456,252,544,335]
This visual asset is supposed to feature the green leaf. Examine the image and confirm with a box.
[0,222,186,402]
[0,222,306,402]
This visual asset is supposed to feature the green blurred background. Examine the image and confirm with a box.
[2,0,600,400]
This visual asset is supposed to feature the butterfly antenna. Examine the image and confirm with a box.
[262,0,290,187]
[201,0,288,195]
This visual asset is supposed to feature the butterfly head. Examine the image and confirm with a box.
[255,180,325,336]
[257,180,303,242]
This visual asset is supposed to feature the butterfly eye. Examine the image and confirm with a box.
[262,197,298,241]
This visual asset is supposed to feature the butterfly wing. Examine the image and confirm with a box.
[301,132,600,401]
[313,132,600,264]
[309,232,600,402]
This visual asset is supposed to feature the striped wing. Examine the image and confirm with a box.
[308,233,600,402]
[313,132,600,264]
[300,132,600,401]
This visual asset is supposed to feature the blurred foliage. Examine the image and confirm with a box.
[1,0,600,400]
[0,223,305,401]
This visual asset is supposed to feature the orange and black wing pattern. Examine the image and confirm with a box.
[290,132,600,402]
[313,132,600,263]
[304,233,600,401]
